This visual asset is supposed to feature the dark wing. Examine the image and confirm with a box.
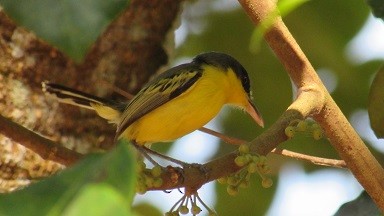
[116,63,203,137]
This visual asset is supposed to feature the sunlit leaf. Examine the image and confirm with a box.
[132,202,163,216]
[62,183,132,216]
[0,141,136,216]
[0,0,128,62]
[368,64,384,138]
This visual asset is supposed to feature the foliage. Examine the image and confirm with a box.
[369,65,384,137]
[367,0,384,19]
[334,191,380,215]
[0,141,136,216]
[0,0,128,62]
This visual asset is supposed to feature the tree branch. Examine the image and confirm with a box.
[0,115,82,166]
[79,0,182,94]
[271,148,346,169]
[238,0,384,210]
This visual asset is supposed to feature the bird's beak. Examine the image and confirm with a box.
[246,99,264,128]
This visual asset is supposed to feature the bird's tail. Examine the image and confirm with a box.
[42,81,122,123]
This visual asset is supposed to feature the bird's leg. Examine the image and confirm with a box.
[141,146,190,167]
[131,141,189,167]
[142,146,209,183]
[131,141,162,167]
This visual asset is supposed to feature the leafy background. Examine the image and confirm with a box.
[0,0,384,215]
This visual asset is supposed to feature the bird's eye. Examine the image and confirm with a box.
[242,75,249,86]
[240,73,251,93]
[243,76,248,85]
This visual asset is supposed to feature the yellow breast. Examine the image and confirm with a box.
[122,66,226,144]
[121,65,248,144]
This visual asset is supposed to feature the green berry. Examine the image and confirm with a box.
[209,211,217,216]
[239,144,250,154]
[227,176,238,185]
[245,154,253,163]
[145,176,154,187]
[179,205,189,215]
[235,155,247,167]
[171,211,180,216]
[227,185,239,196]
[251,155,260,163]
[217,177,227,184]
[259,164,270,174]
[258,156,267,164]
[239,181,250,188]
[311,122,321,129]
[137,161,146,172]
[136,183,147,194]
[262,178,273,188]
[296,120,308,132]
[151,165,162,177]
[247,162,258,173]
[191,205,202,215]
[285,126,295,138]
[136,175,144,183]
[313,129,323,140]
[153,178,163,187]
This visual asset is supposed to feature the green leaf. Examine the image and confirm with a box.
[215,175,276,216]
[132,202,163,216]
[366,0,384,19]
[334,191,380,216]
[0,140,136,216]
[62,183,131,216]
[368,64,384,138]
[0,0,128,62]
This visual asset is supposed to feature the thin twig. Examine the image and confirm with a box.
[271,148,346,169]
[199,127,346,168]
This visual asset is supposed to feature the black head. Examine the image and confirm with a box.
[193,52,252,95]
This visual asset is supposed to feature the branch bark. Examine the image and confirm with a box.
[0,115,82,166]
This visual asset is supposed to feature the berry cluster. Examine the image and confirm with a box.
[284,120,324,140]
[218,144,272,196]
[135,156,216,215]
[135,158,163,194]
[165,193,217,216]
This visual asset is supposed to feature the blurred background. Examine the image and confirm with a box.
[1,0,384,215]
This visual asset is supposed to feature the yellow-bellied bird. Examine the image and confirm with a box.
[42,52,264,145]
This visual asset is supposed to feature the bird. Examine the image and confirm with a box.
[42,52,264,146]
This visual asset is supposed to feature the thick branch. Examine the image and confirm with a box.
[239,0,384,210]
[80,0,182,95]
